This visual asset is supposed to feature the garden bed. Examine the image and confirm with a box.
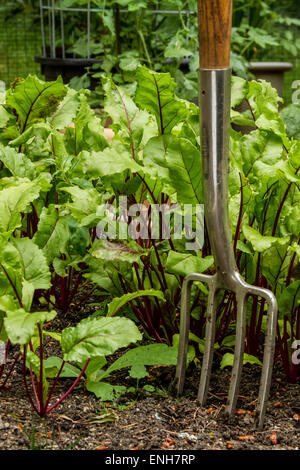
[1,334,300,451]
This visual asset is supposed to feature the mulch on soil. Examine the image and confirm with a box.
[1,302,300,450]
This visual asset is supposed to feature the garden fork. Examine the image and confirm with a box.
[175,0,278,430]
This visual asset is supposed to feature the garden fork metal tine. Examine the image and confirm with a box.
[175,276,277,429]
[248,285,278,429]
[175,273,217,397]
[197,276,218,406]
[226,283,277,427]
[175,275,193,395]
[225,289,248,417]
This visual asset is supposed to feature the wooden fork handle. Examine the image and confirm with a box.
[198,0,233,69]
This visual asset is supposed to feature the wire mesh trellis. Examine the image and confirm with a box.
[39,0,94,59]
[38,0,196,60]
[34,1,198,91]
[0,9,41,87]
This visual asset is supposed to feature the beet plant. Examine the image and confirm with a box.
[5,310,142,416]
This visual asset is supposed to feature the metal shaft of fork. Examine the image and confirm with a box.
[200,68,237,284]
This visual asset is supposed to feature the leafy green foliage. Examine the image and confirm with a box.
[81,142,142,178]
[33,205,70,263]
[166,252,214,277]
[86,381,127,401]
[85,343,180,401]
[106,343,179,375]
[0,67,299,417]
[231,0,300,65]
[61,316,142,362]
[220,352,263,370]
[43,357,81,378]
[144,136,202,204]
[228,76,300,381]
[281,104,300,140]
[135,67,190,135]
[103,76,156,152]
[5,309,56,345]
[107,290,166,317]
[0,180,43,234]
[6,76,67,132]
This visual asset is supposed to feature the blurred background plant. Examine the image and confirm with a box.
[0,0,299,104]
[231,0,300,78]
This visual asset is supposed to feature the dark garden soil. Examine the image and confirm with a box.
[0,308,300,451]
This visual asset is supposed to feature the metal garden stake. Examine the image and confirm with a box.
[175,0,278,430]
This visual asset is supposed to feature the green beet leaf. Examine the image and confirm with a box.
[243,225,290,253]
[0,295,18,313]
[0,105,12,128]
[43,357,82,378]
[0,180,42,233]
[66,93,107,155]
[143,135,202,204]
[166,251,214,277]
[91,240,148,264]
[21,279,35,313]
[9,122,51,148]
[84,356,107,382]
[143,135,172,181]
[6,76,67,132]
[84,256,132,297]
[102,343,179,380]
[220,352,262,370]
[165,137,202,204]
[0,144,36,179]
[247,80,289,147]
[59,186,103,224]
[61,316,142,363]
[86,381,127,401]
[129,364,148,379]
[231,76,248,108]
[103,77,156,152]
[80,141,142,178]
[4,309,56,345]
[278,281,300,318]
[33,205,70,263]
[48,88,81,130]
[135,66,190,135]
[0,237,50,310]
[107,289,165,317]
[12,238,51,291]
[0,238,23,298]
[280,104,300,140]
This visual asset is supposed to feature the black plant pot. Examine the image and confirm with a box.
[247,61,293,98]
[35,56,102,89]
[35,55,193,88]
